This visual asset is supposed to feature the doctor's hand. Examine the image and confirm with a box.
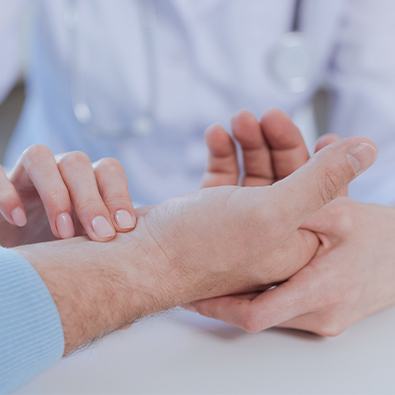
[138,135,375,305]
[191,197,395,336]
[0,145,135,246]
[202,108,340,189]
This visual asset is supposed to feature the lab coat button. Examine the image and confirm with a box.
[73,102,92,124]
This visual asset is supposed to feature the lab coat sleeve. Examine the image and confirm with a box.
[325,0,395,204]
[0,0,26,103]
[0,248,64,394]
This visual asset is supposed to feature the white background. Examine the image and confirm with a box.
[15,307,395,395]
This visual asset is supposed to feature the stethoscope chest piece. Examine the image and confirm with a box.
[73,101,92,125]
[266,31,313,94]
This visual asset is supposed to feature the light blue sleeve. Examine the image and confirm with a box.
[0,248,64,394]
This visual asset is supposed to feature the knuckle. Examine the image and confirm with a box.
[96,157,123,172]
[23,144,53,164]
[241,310,262,334]
[317,316,344,337]
[58,151,91,169]
[318,169,342,205]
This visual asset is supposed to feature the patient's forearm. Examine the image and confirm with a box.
[12,201,312,356]
[15,232,168,354]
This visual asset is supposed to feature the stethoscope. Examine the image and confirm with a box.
[267,0,312,94]
[68,0,311,138]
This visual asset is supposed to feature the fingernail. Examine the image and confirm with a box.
[11,207,27,227]
[115,210,136,229]
[56,212,75,238]
[91,216,115,238]
[347,143,377,174]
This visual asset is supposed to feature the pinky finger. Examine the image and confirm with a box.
[0,167,27,226]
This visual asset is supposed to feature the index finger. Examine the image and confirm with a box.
[191,273,316,333]
[12,145,74,238]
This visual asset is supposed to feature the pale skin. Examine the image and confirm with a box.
[191,109,395,336]
[0,145,136,246]
[2,131,375,354]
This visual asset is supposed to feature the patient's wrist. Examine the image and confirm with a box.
[14,229,172,354]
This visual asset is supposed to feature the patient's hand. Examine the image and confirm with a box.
[139,135,373,304]
[189,109,360,333]
[0,145,135,246]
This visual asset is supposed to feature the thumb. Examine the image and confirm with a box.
[314,133,348,197]
[271,137,376,227]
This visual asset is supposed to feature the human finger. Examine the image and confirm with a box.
[271,137,377,228]
[93,158,136,232]
[301,197,356,242]
[314,134,347,196]
[231,110,273,186]
[0,166,26,226]
[201,124,239,187]
[260,109,309,179]
[190,272,319,333]
[57,151,116,241]
[275,313,329,336]
[12,145,74,238]
[277,306,348,337]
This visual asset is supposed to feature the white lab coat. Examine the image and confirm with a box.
[1,0,395,205]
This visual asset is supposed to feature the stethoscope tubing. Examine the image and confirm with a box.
[69,0,306,137]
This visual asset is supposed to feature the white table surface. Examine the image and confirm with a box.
[15,307,395,395]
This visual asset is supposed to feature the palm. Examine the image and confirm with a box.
[202,110,310,189]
